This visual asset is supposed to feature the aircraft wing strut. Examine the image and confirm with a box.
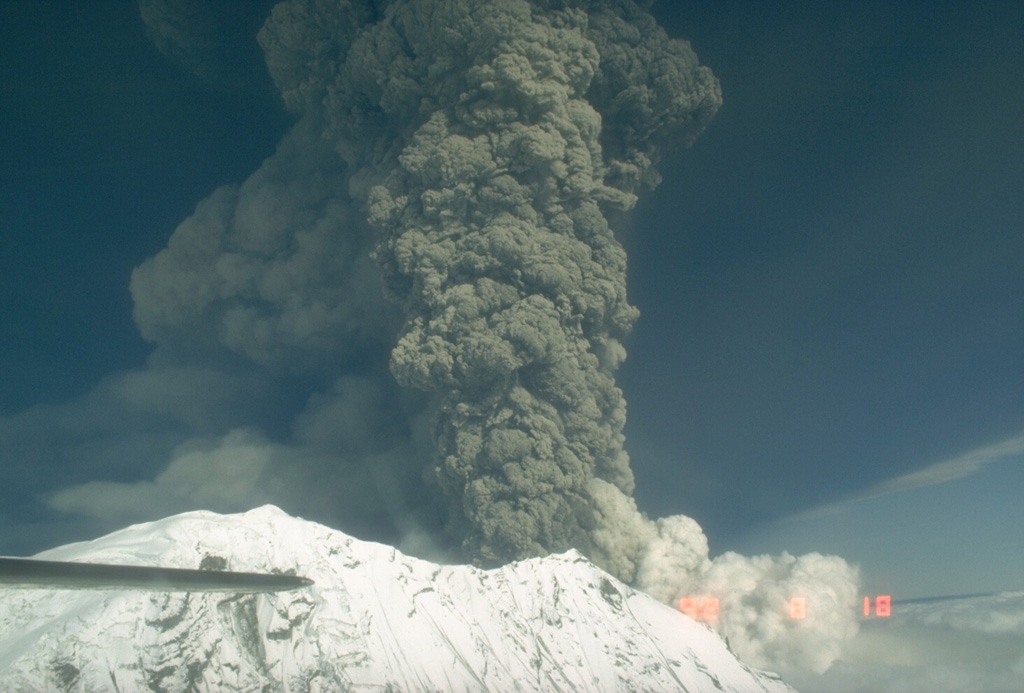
[0,557,313,593]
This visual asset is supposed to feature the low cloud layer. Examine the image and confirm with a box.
[42,371,437,547]
[783,592,1024,692]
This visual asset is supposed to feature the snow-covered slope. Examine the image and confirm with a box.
[0,506,795,692]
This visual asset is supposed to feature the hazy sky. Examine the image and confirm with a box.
[1,0,1021,602]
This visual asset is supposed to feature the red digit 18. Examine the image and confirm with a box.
[862,595,892,617]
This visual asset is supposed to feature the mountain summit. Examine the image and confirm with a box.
[0,506,794,691]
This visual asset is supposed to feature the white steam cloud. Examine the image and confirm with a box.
[48,0,863,672]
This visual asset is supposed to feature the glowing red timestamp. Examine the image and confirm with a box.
[788,596,807,619]
[863,595,891,617]
[675,594,894,622]
[678,595,720,622]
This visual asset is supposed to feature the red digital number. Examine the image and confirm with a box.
[862,595,892,617]
[875,595,891,618]
[702,596,720,622]
[789,596,807,620]
[678,596,698,620]
[678,596,719,622]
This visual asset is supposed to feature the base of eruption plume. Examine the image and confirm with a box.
[0,506,798,692]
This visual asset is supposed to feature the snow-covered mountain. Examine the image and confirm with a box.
[0,506,795,692]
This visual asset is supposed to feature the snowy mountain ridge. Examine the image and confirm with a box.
[0,505,795,691]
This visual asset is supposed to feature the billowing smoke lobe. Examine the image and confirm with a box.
[259,0,720,577]
[120,0,862,672]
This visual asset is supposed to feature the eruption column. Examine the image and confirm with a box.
[260,0,720,576]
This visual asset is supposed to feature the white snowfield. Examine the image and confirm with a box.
[0,505,795,692]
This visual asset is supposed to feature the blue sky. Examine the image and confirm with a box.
[1,0,1021,603]
[624,1,1023,595]
[728,435,1024,597]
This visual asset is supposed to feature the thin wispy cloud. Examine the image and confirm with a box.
[867,435,1024,497]
[783,433,1024,522]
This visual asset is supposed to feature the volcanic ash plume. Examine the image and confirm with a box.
[123,0,869,671]
[119,0,864,672]
[259,0,720,576]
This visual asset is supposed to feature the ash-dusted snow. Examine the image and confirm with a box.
[0,505,794,692]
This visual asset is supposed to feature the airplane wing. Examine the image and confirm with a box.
[0,557,313,593]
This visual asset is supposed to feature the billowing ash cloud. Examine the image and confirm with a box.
[252,1,859,670]
[632,516,861,672]
[258,0,720,575]
[691,551,861,673]
[46,0,862,672]
[131,117,398,373]
[124,114,440,545]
